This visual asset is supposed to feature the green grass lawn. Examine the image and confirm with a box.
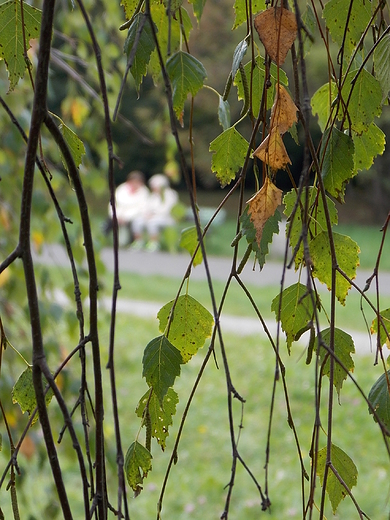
[101,269,390,334]
[3,312,389,519]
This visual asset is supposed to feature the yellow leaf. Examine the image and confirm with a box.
[70,98,90,128]
[270,84,297,134]
[247,177,283,247]
[253,129,291,171]
[254,7,297,66]
[0,269,10,288]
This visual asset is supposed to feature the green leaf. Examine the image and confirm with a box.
[318,328,355,397]
[271,283,318,352]
[240,206,281,270]
[234,56,288,116]
[310,232,360,305]
[59,121,86,171]
[316,444,358,513]
[12,366,53,426]
[124,13,155,92]
[0,0,41,91]
[301,4,316,57]
[353,123,386,172]
[368,371,390,431]
[232,0,266,29]
[218,96,230,130]
[121,0,139,19]
[374,34,390,101]
[136,388,179,450]
[341,69,383,134]
[149,5,192,82]
[179,226,203,266]
[321,127,355,202]
[142,335,183,402]
[311,81,337,132]
[370,308,390,349]
[124,441,152,496]
[323,0,371,58]
[284,187,338,268]
[188,0,206,21]
[158,294,214,362]
[209,127,249,187]
[163,0,183,12]
[232,38,248,78]
[166,50,207,120]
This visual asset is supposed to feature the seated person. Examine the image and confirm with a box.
[131,174,179,251]
[108,170,150,246]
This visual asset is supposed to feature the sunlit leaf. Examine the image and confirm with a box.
[232,0,266,29]
[254,7,297,65]
[166,50,207,121]
[121,0,139,19]
[136,388,179,451]
[318,328,355,397]
[320,127,355,202]
[247,177,283,247]
[218,95,230,130]
[253,129,291,171]
[163,0,183,12]
[353,123,386,172]
[124,441,152,496]
[12,367,53,426]
[270,84,297,134]
[241,206,281,270]
[368,371,390,431]
[341,69,382,134]
[370,308,390,349]
[142,335,183,403]
[284,187,338,268]
[310,231,360,305]
[323,0,371,57]
[124,13,156,92]
[210,127,249,187]
[374,34,390,101]
[59,121,86,171]
[311,81,337,132]
[0,0,42,91]
[179,226,203,266]
[158,295,214,362]
[316,444,358,513]
[271,283,318,352]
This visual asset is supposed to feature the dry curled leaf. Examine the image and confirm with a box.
[253,129,292,171]
[247,177,283,247]
[270,84,298,134]
[254,7,297,65]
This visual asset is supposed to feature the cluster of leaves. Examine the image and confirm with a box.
[125,294,213,494]
[120,0,390,514]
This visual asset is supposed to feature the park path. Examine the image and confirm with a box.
[36,244,390,356]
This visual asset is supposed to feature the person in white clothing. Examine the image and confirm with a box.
[109,170,150,246]
[132,174,179,251]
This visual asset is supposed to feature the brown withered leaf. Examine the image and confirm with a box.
[254,7,297,66]
[253,129,292,171]
[247,177,283,247]
[270,84,298,134]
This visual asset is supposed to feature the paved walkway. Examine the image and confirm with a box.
[36,245,390,356]
[39,243,390,293]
